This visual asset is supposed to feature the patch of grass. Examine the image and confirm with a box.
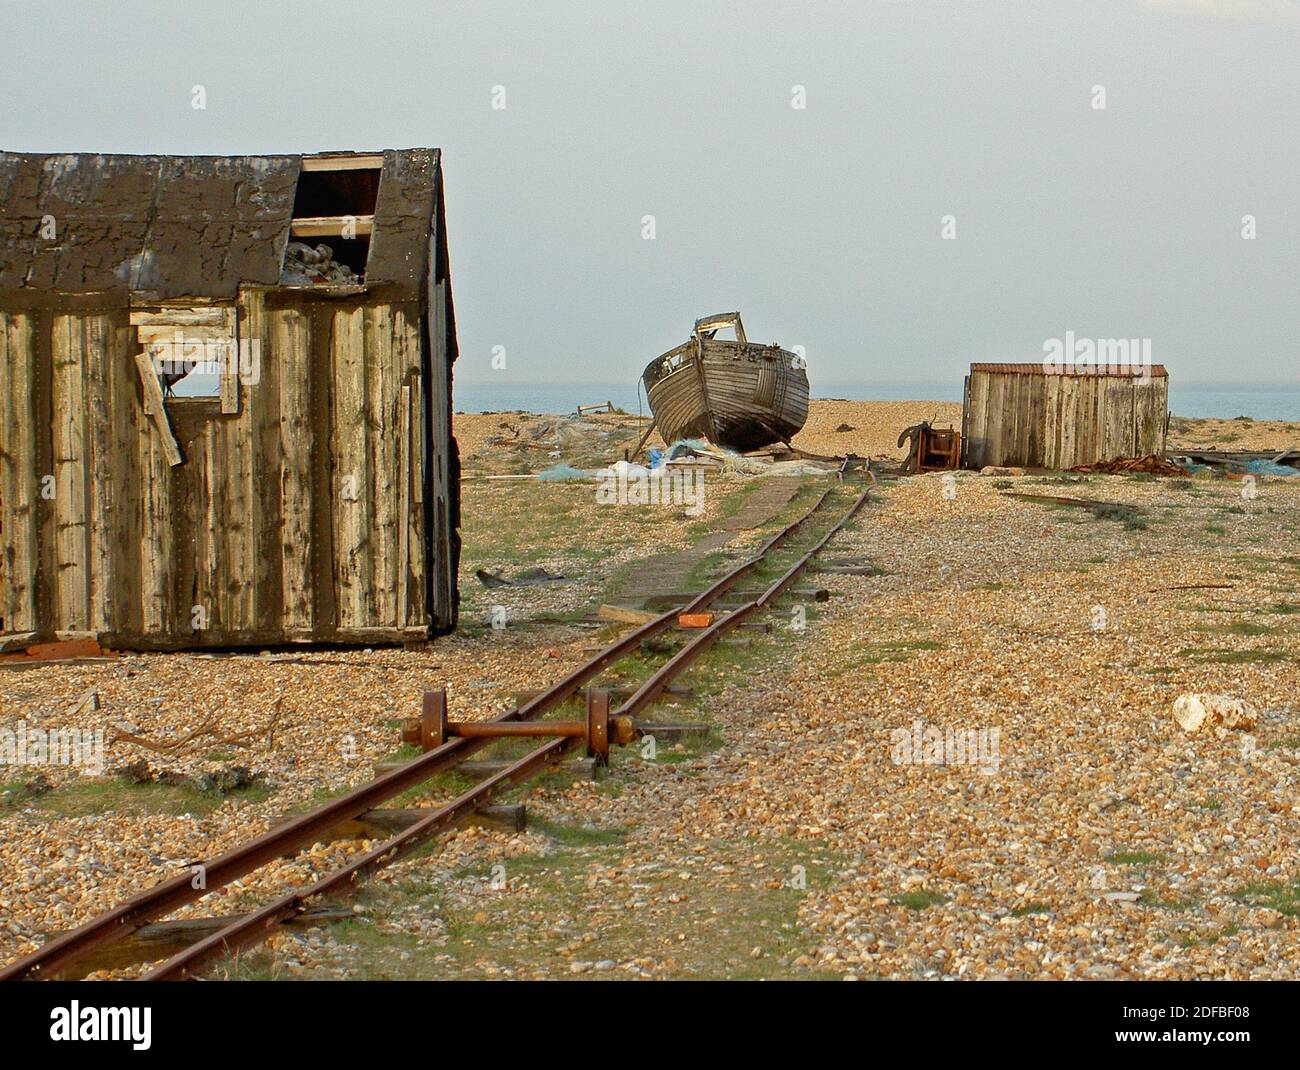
[1212,621,1274,637]
[1138,888,1198,911]
[0,777,51,809]
[210,949,288,981]
[633,723,723,767]
[529,817,628,847]
[1169,920,1241,947]
[1105,850,1166,865]
[1175,647,1291,665]
[289,833,853,981]
[1085,502,1147,530]
[1231,881,1300,916]
[890,889,948,911]
[27,775,272,818]
[824,639,943,678]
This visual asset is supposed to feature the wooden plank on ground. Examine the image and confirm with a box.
[597,604,658,625]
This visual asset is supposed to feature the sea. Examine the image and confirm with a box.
[453,379,1300,421]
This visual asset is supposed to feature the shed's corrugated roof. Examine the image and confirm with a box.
[970,362,1168,378]
[0,149,438,300]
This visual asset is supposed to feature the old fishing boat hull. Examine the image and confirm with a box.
[641,313,810,452]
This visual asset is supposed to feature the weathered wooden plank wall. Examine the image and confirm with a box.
[0,293,441,649]
[964,369,1168,469]
[0,312,38,634]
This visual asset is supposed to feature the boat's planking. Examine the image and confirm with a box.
[642,314,809,451]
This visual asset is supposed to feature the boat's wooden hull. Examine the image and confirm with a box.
[642,339,809,452]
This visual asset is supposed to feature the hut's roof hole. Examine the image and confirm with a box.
[282,156,382,285]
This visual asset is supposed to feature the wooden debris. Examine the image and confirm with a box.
[66,687,100,717]
[597,604,660,625]
[111,696,283,754]
[132,351,183,466]
[1069,454,1188,477]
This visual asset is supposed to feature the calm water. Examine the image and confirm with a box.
[453,379,1300,421]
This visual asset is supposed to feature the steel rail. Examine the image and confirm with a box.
[142,488,871,979]
[756,487,871,608]
[613,487,871,719]
[141,734,584,980]
[677,487,831,615]
[1,487,843,981]
[0,615,668,981]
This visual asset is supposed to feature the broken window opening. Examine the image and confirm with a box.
[131,304,239,413]
[159,355,220,399]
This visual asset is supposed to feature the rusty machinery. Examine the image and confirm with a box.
[897,421,961,474]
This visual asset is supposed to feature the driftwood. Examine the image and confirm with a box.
[1146,583,1236,593]
[111,696,283,754]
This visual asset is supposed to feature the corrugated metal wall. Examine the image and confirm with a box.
[0,291,450,649]
[963,369,1168,469]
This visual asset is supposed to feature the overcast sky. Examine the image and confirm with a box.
[2,1,1296,388]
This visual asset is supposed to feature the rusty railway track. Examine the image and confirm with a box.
[1,485,870,982]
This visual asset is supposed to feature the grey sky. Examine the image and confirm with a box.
[2,1,1296,387]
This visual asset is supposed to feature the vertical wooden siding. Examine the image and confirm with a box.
[0,294,439,648]
[964,370,1168,469]
[0,312,38,634]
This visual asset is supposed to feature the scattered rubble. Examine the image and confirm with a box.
[280,241,359,286]
[1070,455,1188,477]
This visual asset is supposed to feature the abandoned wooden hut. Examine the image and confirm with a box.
[961,363,1168,470]
[0,149,459,651]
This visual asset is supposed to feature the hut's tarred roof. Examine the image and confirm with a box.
[970,362,1168,378]
[0,149,439,301]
